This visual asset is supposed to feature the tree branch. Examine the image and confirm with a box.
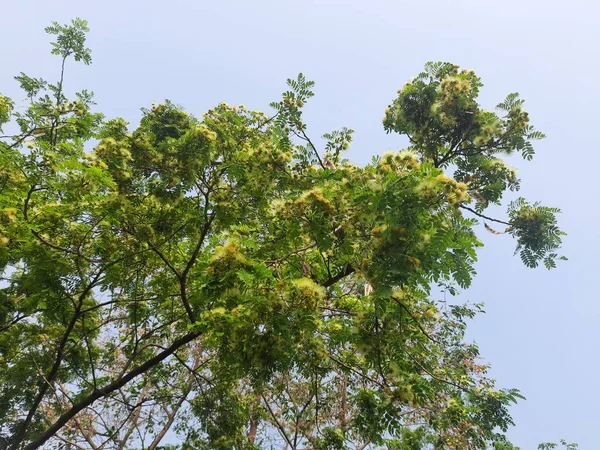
[292,127,325,170]
[322,264,354,288]
[20,331,200,450]
[266,243,317,266]
[459,205,510,226]
[262,394,295,449]
[179,213,214,323]
[9,273,102,450]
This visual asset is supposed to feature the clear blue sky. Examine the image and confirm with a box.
[2,1,598,448]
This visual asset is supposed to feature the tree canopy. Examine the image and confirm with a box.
[0,19,570,450]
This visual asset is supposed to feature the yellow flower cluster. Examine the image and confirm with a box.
[434,174,469,204]
[94,137,132,174]
[439,75,472,96]
[294,188,334,213]
[194,124,218,142]
[292,277,326,300]
[1,207,17,221]
[208,241,252,275]
[379,151,420,175]
[416,174,469,205]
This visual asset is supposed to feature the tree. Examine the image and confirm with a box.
[0,19,568,450]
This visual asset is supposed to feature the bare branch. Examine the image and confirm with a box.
[459,204,510,226]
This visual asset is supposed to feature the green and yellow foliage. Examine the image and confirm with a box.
[0,20,568,450]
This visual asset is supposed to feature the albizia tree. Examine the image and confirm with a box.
[0,19,571,450]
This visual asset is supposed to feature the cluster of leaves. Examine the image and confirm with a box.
[0,20,568,450]
[383,62,565,268]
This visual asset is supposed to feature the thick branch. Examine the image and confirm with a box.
[20,331,200,450]
[322,264,354,288]
[9,275,101,450]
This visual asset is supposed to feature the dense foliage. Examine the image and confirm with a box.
[0,20,569,450]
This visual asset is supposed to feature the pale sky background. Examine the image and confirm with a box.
[2,0,599,448]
